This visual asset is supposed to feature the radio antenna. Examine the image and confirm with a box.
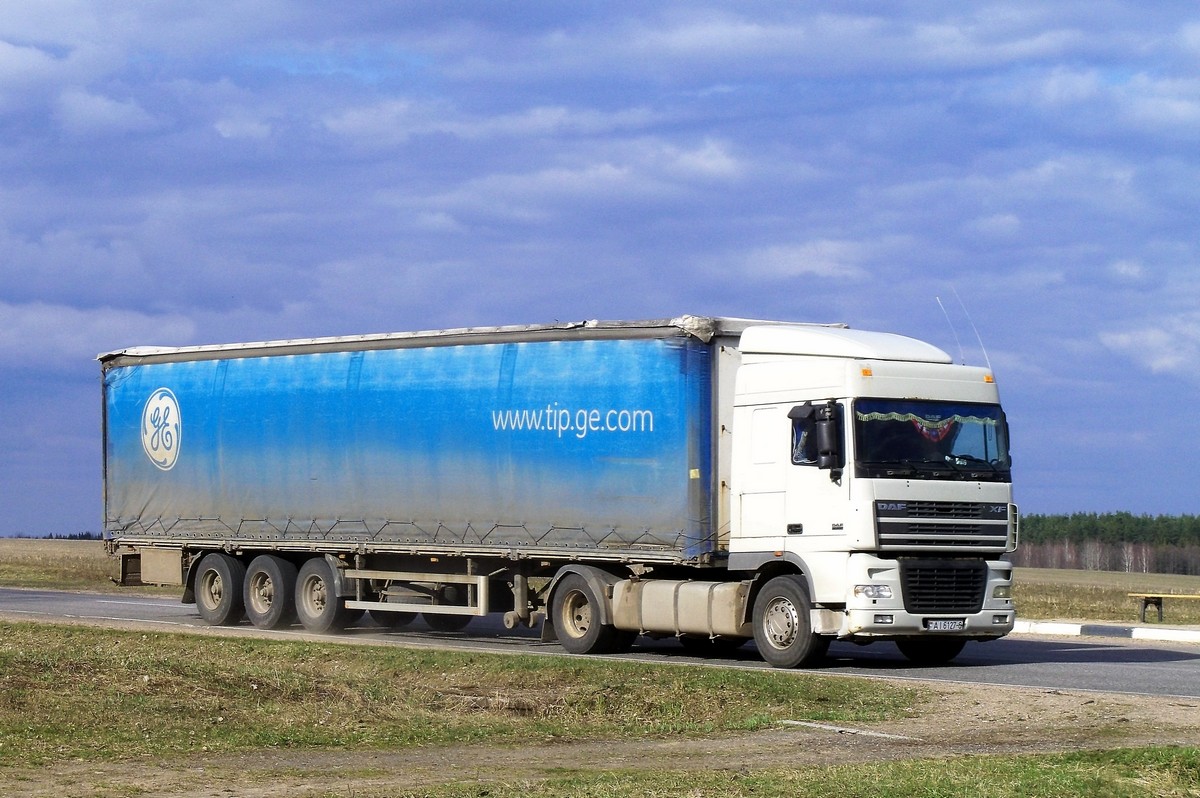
[936,295,966,364]
[952,286,992,371]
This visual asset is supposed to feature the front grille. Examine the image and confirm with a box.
[900,559,987,614]
[875,500,1010,551]
[905,501,987,518]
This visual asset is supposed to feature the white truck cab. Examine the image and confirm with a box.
[727,324,1016,665]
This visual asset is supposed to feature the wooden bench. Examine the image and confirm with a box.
[1128,592,1200,623]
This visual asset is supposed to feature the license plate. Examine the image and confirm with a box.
[926,619,965,631]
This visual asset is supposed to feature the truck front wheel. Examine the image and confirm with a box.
[244,555,298,630]
[295,557,352,633]
[752,575,829,668]
[195,553,246,626]
[551,573,635,655]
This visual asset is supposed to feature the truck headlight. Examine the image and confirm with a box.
[853,585,893,600]
[993,585,1012,599]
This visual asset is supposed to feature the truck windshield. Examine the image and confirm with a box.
[853,398,1011,482]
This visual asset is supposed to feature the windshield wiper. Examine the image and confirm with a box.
[862,459,946,477]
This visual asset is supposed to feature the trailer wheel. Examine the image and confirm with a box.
[295,558,352,633]
[370,610,416,629]
[751,575,829,668]
[195,553,246,626]
[551,574,634,655]
[243,555,298,630]
[896,637,967,665]
[423,613,473,632]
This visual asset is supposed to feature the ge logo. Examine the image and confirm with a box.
[141,388,181,470]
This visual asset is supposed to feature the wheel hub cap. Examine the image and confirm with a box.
[763,598,798,649]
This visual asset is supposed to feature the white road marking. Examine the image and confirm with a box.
[779,720,919,740]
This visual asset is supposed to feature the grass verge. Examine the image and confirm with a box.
[0,621,920,767]
[372,748,1200,798]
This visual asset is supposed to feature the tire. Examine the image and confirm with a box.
[423,613,473,632]
[295,557,352,633]
[896,637,967,666]
[243,555,298,630]
[751,575,829,668]
[195,553,246,626]
[550,573,635,655]
[370,609,416,629]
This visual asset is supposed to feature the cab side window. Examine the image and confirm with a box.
[791,416,818,465]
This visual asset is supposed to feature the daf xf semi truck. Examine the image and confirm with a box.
[101,315,1017,667]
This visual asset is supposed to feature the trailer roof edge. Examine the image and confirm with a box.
[97,316,849,366]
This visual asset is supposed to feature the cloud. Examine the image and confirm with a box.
[1120,74,1200,137]
[322,100,661,149]
[0,226,151,308]
[1100,313,1200,379]
[965,213,1022,239]
[0,40,62,100]
[1184,22,1200,54]
[1031,67,1104,106]
[413,211,466,233]
[55,88,157,135]
[659,138,741,178]
[214,115,272,140]
[994,65,1200,143]
[1110,259,1144,281]
[428,162,642,224]
[495,7,1111,86]
[0,301,196,372]
[375,136,744,231]
[740,240,872,280]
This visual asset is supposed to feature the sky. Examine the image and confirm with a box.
[2,2,1199,535]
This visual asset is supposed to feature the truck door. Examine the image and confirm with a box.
[734,405,788,539]
[784,401,850,543]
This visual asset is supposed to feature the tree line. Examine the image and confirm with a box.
[0,532,104,540]
[1013,513,1200,574]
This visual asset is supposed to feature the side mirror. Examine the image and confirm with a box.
[815,403,843,477]
[787,404,814,421]
[789,401,843,480]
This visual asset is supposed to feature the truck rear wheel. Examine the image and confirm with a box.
[244,555,298,630]
[295,557,352,633]
[752,575,829,668]
[551,573,635,655]
[896,637,967,665]
[195,553,246,626]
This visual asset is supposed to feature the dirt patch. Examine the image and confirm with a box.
[7,681,1199,798]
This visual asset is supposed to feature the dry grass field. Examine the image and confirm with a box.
[1016,567,1200,624]
[0,538,119,590]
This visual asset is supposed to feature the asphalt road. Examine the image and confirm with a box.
[4,586,1199,700]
